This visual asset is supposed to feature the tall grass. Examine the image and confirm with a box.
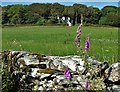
[2,26,118,63]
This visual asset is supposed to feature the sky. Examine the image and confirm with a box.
[1,0,119,9]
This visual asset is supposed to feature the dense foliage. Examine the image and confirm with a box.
[2,3,120,27]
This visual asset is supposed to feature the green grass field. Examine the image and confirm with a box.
[2,26,118,64]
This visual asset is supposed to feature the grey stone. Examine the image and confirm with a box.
[24,55,40,65]
[107,85,120,92]
[112,85,120,92]
[105,63,120,83]
[48,59,64,70]
[31,68,39,77]
[40,74,51,79]
[87,57,102,65]
[38,86,44,90]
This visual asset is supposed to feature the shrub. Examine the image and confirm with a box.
[36,17,46,25]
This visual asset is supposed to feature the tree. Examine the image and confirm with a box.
[2,5,12,24]
[101,6,118,16]
[99,13,120,26]
[2,10,9,24]
[85,6,102,24]
[99,6,119,26]
[73,4,87,25]
[6,5,27,24]
[50,3,64,17]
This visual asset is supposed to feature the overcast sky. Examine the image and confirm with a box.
[1,0,119,9]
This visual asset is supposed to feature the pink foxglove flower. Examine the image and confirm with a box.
[84,35,90,51]
[85,81,91,88]
[64,67,71,80]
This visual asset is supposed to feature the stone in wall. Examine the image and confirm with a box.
[104,63,120,84]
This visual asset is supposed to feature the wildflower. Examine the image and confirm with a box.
[85,81,91,88]
[64,67,71,80]
[84,35,90,51]
[74,23,82,47]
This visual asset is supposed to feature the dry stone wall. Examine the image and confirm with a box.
[1,51,120,91]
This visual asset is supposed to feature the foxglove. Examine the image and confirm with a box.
[85,35,90,51]
[64,67,71,80]
[85,81,91,88]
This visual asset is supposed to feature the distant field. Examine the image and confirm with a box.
[2,26,118,63]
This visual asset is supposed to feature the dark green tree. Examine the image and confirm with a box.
[99,6,119,26]
[85,6,102,24]
[7,5,24,24]
[73,4,87,25]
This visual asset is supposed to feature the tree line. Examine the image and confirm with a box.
[2,3,120,27]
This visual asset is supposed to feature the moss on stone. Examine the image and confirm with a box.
[29,53,47,62]
[37,68,57,74]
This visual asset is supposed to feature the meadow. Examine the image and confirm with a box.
[2,26,118,64]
